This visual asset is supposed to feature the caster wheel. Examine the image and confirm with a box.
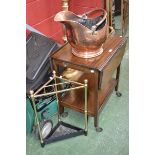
[116,92,122,97]
[61,112,68,118]
[41,143,45,148]
[96,127,103,132]
[84,131,88,136]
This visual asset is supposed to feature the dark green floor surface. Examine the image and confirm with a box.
[26,17,129,155]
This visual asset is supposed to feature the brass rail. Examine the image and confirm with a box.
[34,77,54,95]
[34,85,85,98]
[43,81,71,88]
[55,76,84,86]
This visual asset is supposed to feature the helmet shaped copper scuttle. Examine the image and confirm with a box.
[54,8,108,58]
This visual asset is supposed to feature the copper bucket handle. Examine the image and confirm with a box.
[81,9,107,34]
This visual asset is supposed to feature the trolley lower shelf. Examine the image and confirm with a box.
[60,78,117,116]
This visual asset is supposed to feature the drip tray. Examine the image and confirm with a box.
[44,121,86,144]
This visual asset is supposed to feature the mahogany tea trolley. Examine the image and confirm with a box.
[51,35,127,132]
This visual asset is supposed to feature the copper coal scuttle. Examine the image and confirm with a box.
[54,8,108,58]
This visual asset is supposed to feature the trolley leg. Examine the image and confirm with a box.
[94,114,103,132]
[115,64,122,97]
[61,111,68,118]
[84,79,88,136]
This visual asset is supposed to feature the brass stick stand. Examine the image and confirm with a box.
[29,70,88,147]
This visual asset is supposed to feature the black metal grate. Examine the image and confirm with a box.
[44,121,85,144]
